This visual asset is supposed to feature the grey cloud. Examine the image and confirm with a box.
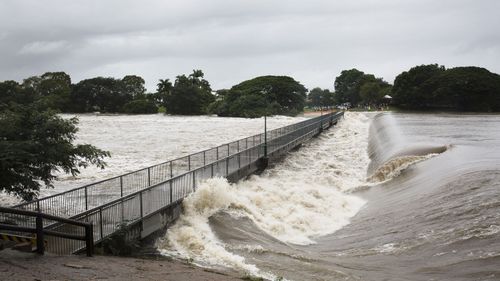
[1,0,500,91]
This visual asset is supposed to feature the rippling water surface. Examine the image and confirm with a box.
[3,112,499,280]
[0,114,301,206]
[158,112,500,281]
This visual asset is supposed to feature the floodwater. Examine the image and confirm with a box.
[0,114,302,206]
[2,112,499,280]
[158,112,500,281]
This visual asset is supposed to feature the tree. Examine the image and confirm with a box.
[162,70,214,115]
[425,66,500,111]
[391,64,500,111]
[392,64,446,108]
[359,78,392,106]
[122,75,146,99]
[154,78,173,107]
[359,82,386,106]
[210,75,307,118]
[334,69,366,105]
[122,99,158,114]
[308,87,335,108]
[38,72,72,111]
[0,80,29,105]
[70,77,131,113]
[0,104,110,201]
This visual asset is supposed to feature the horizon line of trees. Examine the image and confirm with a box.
[2,65,500,117]
[2,65,500,200]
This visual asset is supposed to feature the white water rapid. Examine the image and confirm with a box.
[157,112,372,277]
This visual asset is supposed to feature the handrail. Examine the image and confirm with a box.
[3,111,343,255]
[0,206,94,256]
[69,112,343,220]
[13,113,341,217]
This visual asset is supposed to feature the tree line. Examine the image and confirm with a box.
[3,65,500,200]
[2,65,499,118]
[392,64,500,111]
[331,65,500,112]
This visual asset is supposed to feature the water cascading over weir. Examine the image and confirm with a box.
[0,112,344,255]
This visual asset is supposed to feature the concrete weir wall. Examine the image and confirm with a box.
[112,117,339,247]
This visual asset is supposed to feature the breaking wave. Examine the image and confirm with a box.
[158,112,371,276]
[367,113,448,183]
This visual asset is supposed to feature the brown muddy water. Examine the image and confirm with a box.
[158,112,500,281]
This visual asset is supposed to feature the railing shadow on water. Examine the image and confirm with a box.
[2,112,343,254]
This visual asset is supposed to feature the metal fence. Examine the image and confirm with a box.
[4,112,343,254]
[14,112,341,217]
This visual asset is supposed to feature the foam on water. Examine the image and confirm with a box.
[367,113,448,183]
[158,112,371,275]
[1,114,301,206]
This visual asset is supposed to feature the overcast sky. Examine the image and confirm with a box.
[1,0,499,91]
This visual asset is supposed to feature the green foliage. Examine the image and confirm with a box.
[0,80,30,105]
[69,77,133,113]
[157,70,214,115]
[154,79,173,107]
[392,65,500,111]
[15,72,73,111]
[210,75,307,118]
[0,104,110,201]
[334,69,392,106]
[122,75,146,99]
[308,87,335,107]
[392,64,446,108]
[334,69,366,105]
[122,99,158,114]
[359,78,392,106]
[38,72,72,111]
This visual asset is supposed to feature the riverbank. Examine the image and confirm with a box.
[0,249,242,281]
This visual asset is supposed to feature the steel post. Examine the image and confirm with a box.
[35,214,44,255]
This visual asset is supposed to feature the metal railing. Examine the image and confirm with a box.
[0,206,94,256]
[14,112,342,218]
[5,112,343,254]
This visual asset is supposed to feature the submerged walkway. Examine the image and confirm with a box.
[1,112,343,255]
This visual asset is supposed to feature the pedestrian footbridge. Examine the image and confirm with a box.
[0,112,343,255]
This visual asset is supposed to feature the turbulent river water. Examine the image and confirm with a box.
[2,112,499,280]
[0,114,302,206]
[157,112,500,281]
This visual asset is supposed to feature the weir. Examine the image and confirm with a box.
[0,112,343,255]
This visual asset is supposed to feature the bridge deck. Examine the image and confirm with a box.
[1,112,343,254]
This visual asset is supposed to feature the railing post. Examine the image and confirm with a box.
[203,151,206,166]
[99,208,104,239]
[227,144,230,157]
[120,176,123,197]
[36,200,40,213]
[225,157,229,176]
[139,192,144,219]
[216,147,219,160]
[170,161,173,178]
[211,163,214,177]
[264,116,268,157]
[121,198,125,222]
[188,155,191,171]
[192,171,196,191]
[84,187,88,210]
[85,224,94,257]
[35,213,44,255]
[147,167,151,186]
[169,180,173,203]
